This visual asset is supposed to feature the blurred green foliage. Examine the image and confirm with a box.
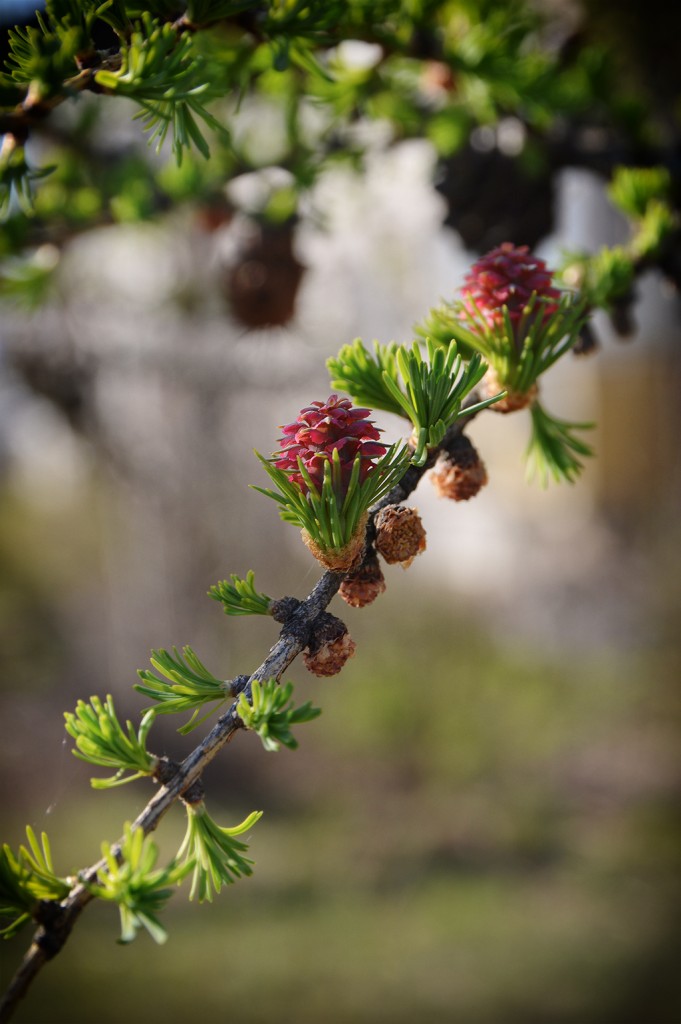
[1,0,677,267]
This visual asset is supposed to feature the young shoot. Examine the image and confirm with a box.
[237,679,321,752]
[64,695,157,789]
[177,806,262,904]
[135,646,233,733]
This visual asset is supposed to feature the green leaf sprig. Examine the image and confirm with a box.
[237,679,321,752]
[0,828,70,939]
[329,338,499,466]
[0,138,55,218]
[177,805,262,903]
[64,695,157,789]
[379,339,498,465]
[327,339,403,418]
[561,166,677,308]
[208,571,272,617]
[87,824,190,944]
[4,5,89,98]
[630,200,678,260]
[0,846,35,940]
[607,165,671,220]
[578,246,634,310]
[95,13,229,164]
[608,166,676,261]
[135,646,232,733]
[525,401,594,486]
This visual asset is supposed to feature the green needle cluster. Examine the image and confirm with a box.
[135,646,232,732]
[64,695,157,789]
[329,338,499,466]
[0,828,70,938]
[525,402,594,486]
[435,292,586,395]
[177,805,262,903]
[208,571,273,616]
[88,825,191,945]
[95,13,229,164]
[237,679,321,752]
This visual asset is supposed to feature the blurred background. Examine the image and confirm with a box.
[1,1,680,1022]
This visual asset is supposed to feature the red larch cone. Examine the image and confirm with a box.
[461,242,561,337]
[275,395,387,497]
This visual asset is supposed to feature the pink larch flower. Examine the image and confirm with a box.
[274,395,387,497]
[461,243,561,337]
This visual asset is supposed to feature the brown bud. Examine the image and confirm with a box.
[484,368,537,413]
[430,436,487,501]
[572,320,599,356]
[609,295,636,338]
[339,550,386,608]
[303,613,356,678]
[374,505,427,568]
[268,596,301,623]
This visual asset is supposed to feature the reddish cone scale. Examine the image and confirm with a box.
[461,243,561,335]
[275,395,387,497]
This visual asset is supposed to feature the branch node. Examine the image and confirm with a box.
[269,596,302,623]
[229,674,251,696]
[182,779,205,806]
[153,756,181,786]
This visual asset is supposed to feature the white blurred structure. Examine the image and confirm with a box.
[0,139,678,682]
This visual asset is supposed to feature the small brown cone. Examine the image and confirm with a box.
[339,550,386,608]
[431,436,488,501]
[225,221,305,329]
[374,505,427,568]
[303,614,356,678]
[484,367,537,413]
